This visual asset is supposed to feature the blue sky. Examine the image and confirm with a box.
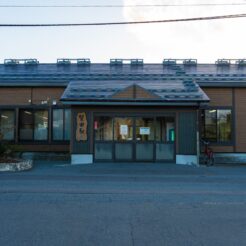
[0,0,246,63]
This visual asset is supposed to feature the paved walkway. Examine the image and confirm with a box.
[7,160,243,178]
[1,161,246,246]
[30,161,211,176]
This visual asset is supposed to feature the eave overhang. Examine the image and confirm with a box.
[61,80,210,106]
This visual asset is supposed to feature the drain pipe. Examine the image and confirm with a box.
[196,105,200,167]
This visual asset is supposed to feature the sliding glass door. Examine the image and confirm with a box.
[94,115,175,162]
[114,118,134,161]
[135,117,155,161]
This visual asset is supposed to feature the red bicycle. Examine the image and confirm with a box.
[201,139,214,166]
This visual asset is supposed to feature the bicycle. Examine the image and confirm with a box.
[201,139,214,166]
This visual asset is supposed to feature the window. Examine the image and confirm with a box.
[52,109,71,141]
[136,117,154,141]
[34,111,48,140]
[94,116,113,141]
[201,109,232,143]
[156,117,175,142]
[0,110,15,141]
[19,109,48,141]
[218,110,232,142]
[114,118,133,141]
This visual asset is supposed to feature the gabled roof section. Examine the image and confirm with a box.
[61,79,209,106]
[111,84,161,100]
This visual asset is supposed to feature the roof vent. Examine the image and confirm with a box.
[4,58,39,65]
[216,59,230,66]
[130,59,144,65]
[24,59,39,65]
[57,59,71,65]
[77,59,91,65]
[183,59,197,65]
[4,59,19,65]
[110,59,123,65]
[236,59,246,66]
[110,58,143,66]
[163,59,177,65]
[163,58,198,65]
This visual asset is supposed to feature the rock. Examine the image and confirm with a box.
[0,160,33,172]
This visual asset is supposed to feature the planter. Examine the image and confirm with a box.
[0,160,33,172]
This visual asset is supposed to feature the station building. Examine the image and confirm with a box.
[0,58,245,165]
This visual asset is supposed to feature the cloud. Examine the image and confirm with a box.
[123,0,246,62]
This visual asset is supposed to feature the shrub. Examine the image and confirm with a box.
[0,132,22,159]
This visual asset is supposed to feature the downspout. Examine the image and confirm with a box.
[196,103,201,166]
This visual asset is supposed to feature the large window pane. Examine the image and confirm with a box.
[218,110,231,142]
[204,110,217,141]
[156,117,175,142]
[114,118,133,141]
[34,110,48,140]
[19,110,33,140]
[53,108,71,141]
[53,109,64,140]
[64,109,71,140]
[0,110,15,140]
[202,109,232,143]
[136,117,154,141]
[94,116,113,141]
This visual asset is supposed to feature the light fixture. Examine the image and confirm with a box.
[24,111,32,115]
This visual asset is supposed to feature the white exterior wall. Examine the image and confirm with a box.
[176,155,198,166]
[71,154,93,165]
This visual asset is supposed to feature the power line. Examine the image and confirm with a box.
[0,14,245,27]
[1,3,246,8]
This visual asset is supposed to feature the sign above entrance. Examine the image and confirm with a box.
[140,127,150,135]
[120,125,128,135]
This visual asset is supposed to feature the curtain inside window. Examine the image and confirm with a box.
[53,109,64,140]
[0,110,15,140]
[34,110,48,140]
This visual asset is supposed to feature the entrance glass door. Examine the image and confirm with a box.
[94,115,175,162]
[135,117,155,161]
[94,116,113,161]
[114,117,134,161]
[155,117,175,161]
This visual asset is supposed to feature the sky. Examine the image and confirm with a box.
[0,0,246,63]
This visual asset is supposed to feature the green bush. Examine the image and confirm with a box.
[0,143,7,157]
[0,132,22,159]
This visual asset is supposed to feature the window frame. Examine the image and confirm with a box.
[51,107,71,142]
[200,107,234,145]
[94,116,113,141]
[0,109,16,142]
[19,108,49,142]
[93,113,176,143]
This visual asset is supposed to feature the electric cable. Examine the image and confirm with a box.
[0,13,245,27]
[0,3,246,8]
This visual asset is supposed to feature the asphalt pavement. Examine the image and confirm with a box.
[1,162,246,246]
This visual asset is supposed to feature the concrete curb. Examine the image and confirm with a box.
[0,160,33,172]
